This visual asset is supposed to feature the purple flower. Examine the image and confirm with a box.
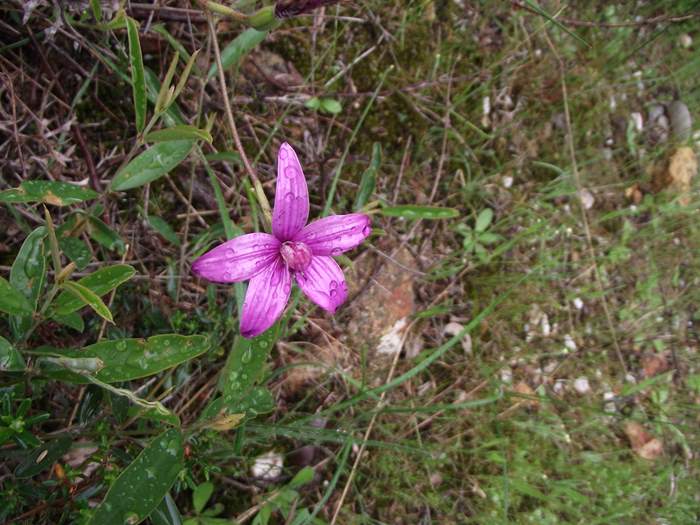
[192,142,371,338]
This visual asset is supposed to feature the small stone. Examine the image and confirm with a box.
[251,451,283,481]
[579,188,595,210]
[573,297,584,310]
[630,112,644,132]
[573,377,590,394]
[678,33,692,48]
[563,334,577,352]
[502,175,514,188]
[668,101,692,141]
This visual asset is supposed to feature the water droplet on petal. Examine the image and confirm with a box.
[279,148,288,160]
[226,248,235,257]
[285,192,295,202]
[329,280,338,289]
[362,225,372,236]
[283,282,291,294]
[330,289,337,298]
[331,247,342,256]
[285,166,298,178]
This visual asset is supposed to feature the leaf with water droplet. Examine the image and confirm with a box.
[0,335,25,372]
[35,334,208,384]
[88,429,183,525]
[111,140,194,191]
[9,226,46,337]
[0,181,98,206]
[380,205,459,220]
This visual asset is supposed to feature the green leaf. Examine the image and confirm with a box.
[204,151,241,165]
[150,493,183,525]
[207,28,267,79]
[37,334,209,383]
[60,236,91,270]
[10,226,47,336]
[221,328,277,401]
[89,429,183,525]
[353,142,381,211]
[0,277,33,316]
[10,227,47,310]
[53,264,135,315]
[304,97,321,110]
[87,216,126,254]
[475,208,494,233]
[0,181,98,206]
[111,140,194,191]
[62,281,114,323]
[0,336,25,371]
[380,205,459,220]
[145,125,212,144]
[148,216,181,246]
[126,16,147,133]
[15,435,72,478]
[51,311,85,332]
[288,467,314,489]
[193,482,214,514]
[320,98,342,115]
[90,0,102,22]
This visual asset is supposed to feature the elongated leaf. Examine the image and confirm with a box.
[111,140,194,191]
[0,181,98,206]
[148,216,180,246]
[145,125,212,144]
[87,216,126,254]
[126,16,147,133]
[0,335,25,371]
[380,205,459,220]
[353,142,381,211]
[205,151,241,164]
[207,28,267,79]
[62,281,114,323]
[89,429,183,525]
[10,226,47,336]
[53,264,135,315]
[36,334,209,383]
[60,236,91,270]
[0,277,32,316]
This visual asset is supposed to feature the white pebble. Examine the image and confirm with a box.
[502,175,514,188]
[630,112,644,132]
[573,377,590,394]
[679,33,692,48]
[564,334,577,352]
[573,297,584,310]
[251,451,283,480]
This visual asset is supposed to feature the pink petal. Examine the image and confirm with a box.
[272,142,309,241]
[240,256,292,337]
[295,256,348,313]
[192,233,280,283]
[294,214,371,256]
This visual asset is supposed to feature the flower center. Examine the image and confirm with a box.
[280,241,312,271]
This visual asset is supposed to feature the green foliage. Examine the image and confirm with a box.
[111,140,195,191]
[88,429,184,525]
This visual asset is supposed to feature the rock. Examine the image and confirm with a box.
[251,451,284,481]
[668,101,692,141]
[624,421,663,460]
[651,146,697,205]
[573,376,590,394]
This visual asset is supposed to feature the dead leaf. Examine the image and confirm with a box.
[624,421,663,460]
